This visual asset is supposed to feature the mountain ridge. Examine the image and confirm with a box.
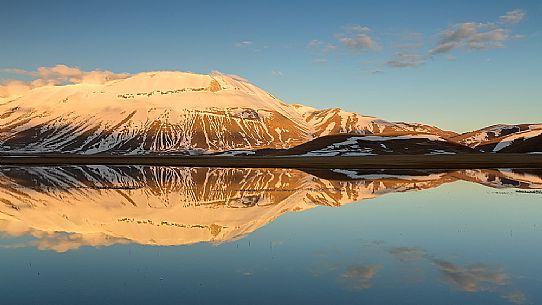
[0,71,539,154]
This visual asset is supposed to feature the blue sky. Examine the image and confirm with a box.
[1,0,541,132]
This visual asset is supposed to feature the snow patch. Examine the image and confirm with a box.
[217,150,256,156]
[426,150,456,155]
[493,129,542,152]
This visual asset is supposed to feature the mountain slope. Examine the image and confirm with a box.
[292,104,457,139]
[477,129,542,153]
[451,124,542,147]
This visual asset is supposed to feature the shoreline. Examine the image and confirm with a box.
[1,154,542,169]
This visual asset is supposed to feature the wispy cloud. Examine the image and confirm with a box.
[234,40,253,48]
[336,24,380,51]
[307,39,337,53]
[430,22,509,55]
[343,24,371,33]
[307,9,526,72]
[234,40,269,52]
[500,9,526,24]
[395,31,424,50]
[386,53,427,68]
[337,35,380,51]
[307,39,322,48]
[307,24,381,69]
[271,70,284,77]
[0,65,130,98]
[313,58,328,64]
[429,8,526,56]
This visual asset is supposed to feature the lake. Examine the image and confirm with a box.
[0,166,541,305]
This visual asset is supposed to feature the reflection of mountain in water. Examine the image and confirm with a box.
[0,166,540,251]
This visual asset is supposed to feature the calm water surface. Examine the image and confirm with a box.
[0,166,540,305]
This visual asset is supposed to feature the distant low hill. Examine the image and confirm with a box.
[248,133,477,157]
[450,124,542,153]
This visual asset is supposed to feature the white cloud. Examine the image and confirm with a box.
[500,9,526,24]
[0,80,33,99]
[0,65,130,98]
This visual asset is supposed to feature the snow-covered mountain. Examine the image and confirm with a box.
[0,71,454,154]
[0,72,311,154]
[291,104,457,138]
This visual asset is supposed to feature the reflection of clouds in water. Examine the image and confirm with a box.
[311,242,530,303]
[503,291,527,304]
[308,261,340,278]
[433,260,507,292]
[0,229,130,252]
[235,269,254,277]
[340,265,382,289]
[270,240,284,248]
[387,246,427,284]
[388,247,426,263]
[386,244,527,304]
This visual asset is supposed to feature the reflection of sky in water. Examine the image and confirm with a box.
[0,170,541,304]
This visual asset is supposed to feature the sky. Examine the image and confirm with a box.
[1,0,541,132]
